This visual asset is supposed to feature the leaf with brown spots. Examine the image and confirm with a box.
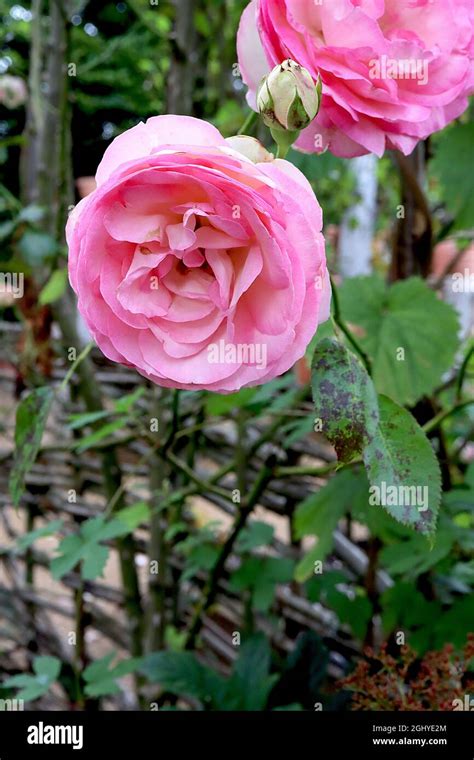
[9,386,54,508]
[311,338,379,463]
[311,340,441,534]
[363,395,441,535]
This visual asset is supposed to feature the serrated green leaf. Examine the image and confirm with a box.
[229,556,294,612]
[33,656,61,680]
[16,519,63,552]
[363,395,441,534]
[431,122,474,231]
[50,534,84,580]
[380,529,454,576]
[50,514,130,581]
[228,634,276,710]
[339,276,460,405]
[83,653,115,683]
[311,340,441,533]
[236,521,274,552]
[140,650,225,705]
[4,655,61,702]
[82,543,109,580]
[114,502,149,531]
[83,654,141,697]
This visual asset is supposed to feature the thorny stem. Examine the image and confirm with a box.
[165,451,233,501]
[147,387,172,652]
[184,458,276,650]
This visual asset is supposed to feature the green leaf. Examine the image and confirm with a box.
[363,395,441,534]
[205,388,257,416]
[294,469,366,582]
[82,543,109,581]
[18,204,45,224]
[114,502,149,531]
[141,637,276,710]
[431,122,474,231]
[433,596,474,650]
[281,415,315,449]
[227,634,277,710]
[229,557,294,612]
[50,534,84,580]
[16,519,63,553]
[311,338,379,463]
[140,651,225,705]
[305,570,372,639]
[33,656,61,680]
[9,387,54,507]
[83,653,141,697]
[4,655,61,702]
[182,543,219,582]
[75,418,125,452]
[311,340,441,533]
[83,652,115,683]
[113,387,145,413]
[236,521,274,552]
[18,230,57,265]
[380,527,454,576]
[0,219,16,241]
[339,276,460,405]
[68,410,111,430]
[380,582,442,653]
[39,268,68,305]
[50,515,130,581]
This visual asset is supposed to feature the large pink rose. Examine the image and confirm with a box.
[238,0,474,157]
[67,116,329,393]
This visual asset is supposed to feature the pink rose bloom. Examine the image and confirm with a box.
[0,75,27,109]
[238,0,474,157]
[67,116,329,392]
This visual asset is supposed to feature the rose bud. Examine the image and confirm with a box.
[257,59,321,133]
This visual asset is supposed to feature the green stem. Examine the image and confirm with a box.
[237,110,258,136]
[271,127,299,159]
[456,342,474,402]
[147,387,171,652]
[247,387,309,458]
[235,407,248,495]
[165,451,233,501]
[73,577,86,707]
[423,400,474,435]
[184,458,276,650]
[59,342,94,392]
[275,460,341,478]
[330,274,372,375]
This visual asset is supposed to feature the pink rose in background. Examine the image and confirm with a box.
[238,0,474,158]
[67,115,329,393]
[0,75,27,109]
